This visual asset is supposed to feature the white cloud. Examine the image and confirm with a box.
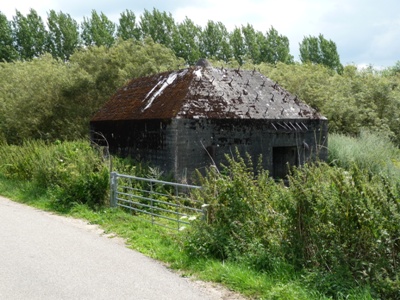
[2,0,400,67]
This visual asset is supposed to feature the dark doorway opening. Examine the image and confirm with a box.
[273,146,298,179]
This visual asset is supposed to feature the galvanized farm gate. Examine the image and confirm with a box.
[110,172,205,230]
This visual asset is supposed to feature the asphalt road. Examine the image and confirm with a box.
[0,196,237,300]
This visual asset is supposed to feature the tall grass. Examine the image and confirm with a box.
[0,140,109,210]
[328,130,400,179]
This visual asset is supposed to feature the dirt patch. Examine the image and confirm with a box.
[188,278,249,300]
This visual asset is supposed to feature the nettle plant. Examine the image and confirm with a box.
[286,162,400,297]
[184,148,400,297]
[185,150,289,270]
[0,140,109,210]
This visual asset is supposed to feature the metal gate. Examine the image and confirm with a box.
[110,172,205,231]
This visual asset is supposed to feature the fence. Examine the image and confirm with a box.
[110,172,205,231]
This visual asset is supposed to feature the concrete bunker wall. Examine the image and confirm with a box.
[91,118,328,182]
[168,118,328,181]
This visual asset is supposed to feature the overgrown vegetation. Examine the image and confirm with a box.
[1,50,400,146]
[0,140,109,211]
[185,132,400,299]
[1,8,331,67]
[329,130,400,179]
[0,39,183,144]
[231,62,400,145]
[1,8,400,145]
[1,10,400,297]
[1,134,399,298]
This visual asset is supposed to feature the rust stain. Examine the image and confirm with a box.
[91,65,325,122]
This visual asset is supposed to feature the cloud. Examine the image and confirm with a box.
[2,0,400,67]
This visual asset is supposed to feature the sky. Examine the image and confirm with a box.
[2,0,400,69]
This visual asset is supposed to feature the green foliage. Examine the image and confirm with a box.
[2,7,339,68]
[230,27,246,65]
[0,140,109,210]
[81,10,115,47]
[0,54,94,143]
[386,60,400,76]
[241,24,262,64]
[186,150,288,268]
[0,139,387,299]
[46,10,80,61]
[117,9,141,41]
[172,17,202,65]
[0,40,183,143]
[0,12,18,62]
[263,26,294,64]
[287,162,400,298]
[299,34,343,73]
[256,62,400,142]
[12,9,48,60]
[139,8,176,49]
[200,21,232,62]
[328,131,400,179]
[70,37,183,89]
[184,144,400,298]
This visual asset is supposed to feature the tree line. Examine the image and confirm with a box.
[0,38,399,146]
[1,8,342,72]
[1,8,399,146]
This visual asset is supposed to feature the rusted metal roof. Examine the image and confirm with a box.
[91,64,325,122]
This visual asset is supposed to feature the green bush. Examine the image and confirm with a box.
[0,140,109,209]
[185,151,288,270]
[51,166,109,210]
[185,146,400,298]
[287,162,400,298]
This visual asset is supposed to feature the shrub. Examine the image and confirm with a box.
[0,140,109,209]
[184,146,400,297]
[287,162,400,298]
[185,150,288,270]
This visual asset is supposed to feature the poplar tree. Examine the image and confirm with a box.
[117,9,141,41]
[12,9,48,59]
[300,34,343,73]
[0,12,17,61]
[81,10,115,47]
[47,10,80,60]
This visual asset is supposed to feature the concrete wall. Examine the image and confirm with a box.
[91,120,175,175]
[168,118,328,182]
[91,118,328,182]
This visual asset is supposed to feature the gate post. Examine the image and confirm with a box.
[110,172,118,207]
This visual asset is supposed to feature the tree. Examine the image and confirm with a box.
[0,39,184,143]
[241,24,261,64]
[299,34,343,73]
[139,8,176,49]
[47,10,80,61]
[0,54,93,142]
[230,27,246,65]
[390,61,400,75]
[200,20,232,62]
[262,26,293,64]
[172,17,201,65]
[0,11,18,62]
[81,10,116,47]
[117,9,141,41]
[12,9,48,59]
[69,38,184,112]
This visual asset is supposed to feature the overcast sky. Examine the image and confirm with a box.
[2,0,399,68]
